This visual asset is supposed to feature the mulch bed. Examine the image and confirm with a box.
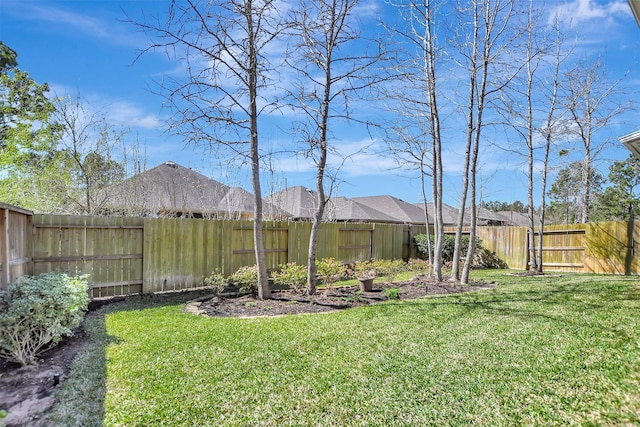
[185,279,496,318]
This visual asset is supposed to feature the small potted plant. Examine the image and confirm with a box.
[353,260,376,292]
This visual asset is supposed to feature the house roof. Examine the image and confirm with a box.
[264,186,318,219]
[105,161,282,218]
[326,197,399,223]
[465,206,508,224]
[105,161,229,216]
[352,195,431,224]
[422,202,460,226]
[629,0,640,27]
[620,130,640,159]
[494,211,540,227]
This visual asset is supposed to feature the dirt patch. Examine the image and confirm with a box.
[0,329,88,427]
[186,279,496,318]
[0,278,495,425]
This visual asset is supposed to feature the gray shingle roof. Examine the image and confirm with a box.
[264,186,318,219]
[325,197,399,223]
[353,195,430,224]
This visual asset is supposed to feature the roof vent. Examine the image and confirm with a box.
[165,161,177,168]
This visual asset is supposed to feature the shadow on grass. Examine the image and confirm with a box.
[48,289,213,426]
[373,278,638,328]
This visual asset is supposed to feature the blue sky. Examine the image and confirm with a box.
[1,0,639,207]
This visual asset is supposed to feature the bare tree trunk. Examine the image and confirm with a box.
[288,0,383,295]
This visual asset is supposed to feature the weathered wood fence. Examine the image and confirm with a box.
[2,202,638,298]
[1,203,33,289]
[2,205,424,297]
[478,222,640,275]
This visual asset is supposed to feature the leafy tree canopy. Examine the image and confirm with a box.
[591,155,640,222]
[547,161,604,224]
[0,41,61,179]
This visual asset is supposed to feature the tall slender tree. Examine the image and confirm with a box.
[133,0,289,299]
[386,0,444,280]
[564,56,630,223]
[450,0,521,284]
[287,0,385,295]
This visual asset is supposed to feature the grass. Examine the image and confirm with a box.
[50,270,640,426]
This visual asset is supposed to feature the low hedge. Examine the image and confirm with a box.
[0,273,90,366]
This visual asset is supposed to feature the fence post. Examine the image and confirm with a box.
[626,206,634,275]
[1,207,8,289]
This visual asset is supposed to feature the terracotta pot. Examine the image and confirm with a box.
[358,277,374,292]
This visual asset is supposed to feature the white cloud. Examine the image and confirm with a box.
[2,0,147,49]
[549,0,631,29]
[106,101,162,129]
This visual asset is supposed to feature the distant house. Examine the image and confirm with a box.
[104,161,281,219]
[351,195,431,224]
[494,211,540,227]
[419,202,460,227]
[264,186,319,220]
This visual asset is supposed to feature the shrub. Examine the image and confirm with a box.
[370,259,406,282]
[203,269,228,296]
[415,234,479,263]
[473,247,508,269]
[353,260,376,279]
[415,234,506,269]
[383,287,402,300]
[407,258,432,277]
[271,263,307,293]
[0,273,90,366]
[228,265,259,294]
[316,257,345,287]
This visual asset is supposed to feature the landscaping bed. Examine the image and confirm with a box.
[186,279,496,317]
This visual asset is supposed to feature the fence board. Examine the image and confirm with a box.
[33,215,143,298]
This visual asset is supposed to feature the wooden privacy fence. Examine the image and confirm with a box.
[27,214,424,298]
[4,201,639,298]
[0,203,34,289]
[479,221,640,275]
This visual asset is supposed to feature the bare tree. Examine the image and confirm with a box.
[132,0,289,299]
[286,0,385,295]
[497,6,569,273]
[450,0,522,284]
[53,95,127,215]
[534,16,567,273]
[384,0,445,280]
[564,56,630,223]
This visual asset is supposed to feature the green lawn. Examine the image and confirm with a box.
[51,271,640,426]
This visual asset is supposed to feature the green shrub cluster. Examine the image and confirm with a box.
[406,258,432,276]
[271,262,308,292]
[0,273,90,366]
[228,265,259,294]
[316,257,345,286]
[414,234,507,269]
[203,269,228,295]
[352,259,406,282]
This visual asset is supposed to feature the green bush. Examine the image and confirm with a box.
[316,257,345,286]
[370,259,406,282]
[0,273,90,366]
[407,258,432,276]
[415,234,507,269]
[416,234,477,263]
[353,260,376,279]
[383,287,402,300]
[228,265,259,294]
[352,259,406,282]
[203,269,228,295]
[473,247,509,269]
[271,263,307,293]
